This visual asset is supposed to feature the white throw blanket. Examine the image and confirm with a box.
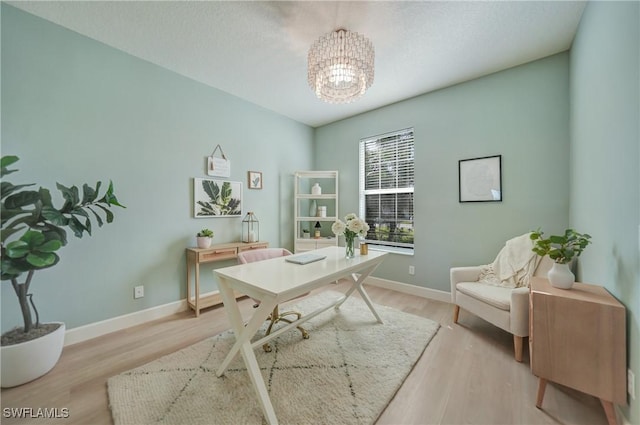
[478,233,541,288]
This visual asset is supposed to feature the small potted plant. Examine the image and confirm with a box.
[197,228,214,248]
[530,228,592,289]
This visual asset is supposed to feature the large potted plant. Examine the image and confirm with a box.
[530,228,592,289]
[1,155,125,387]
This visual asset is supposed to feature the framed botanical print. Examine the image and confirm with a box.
[194,178,242,217]
[248,171,263,190]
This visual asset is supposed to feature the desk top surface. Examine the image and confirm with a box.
[214,246,387,298]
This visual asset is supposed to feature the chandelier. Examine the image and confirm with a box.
[307,28,375,104]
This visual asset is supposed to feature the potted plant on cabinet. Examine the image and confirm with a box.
[530,228,592,289]
[196,228,214,248]
[1,155,125,387]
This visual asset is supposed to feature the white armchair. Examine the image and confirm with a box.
[450,253,553,362]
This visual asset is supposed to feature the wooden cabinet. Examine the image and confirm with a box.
[294,171,339,253]
[185,241,268,316]
[529,277,626,425]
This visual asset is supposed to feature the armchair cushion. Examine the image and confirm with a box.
[455,282,511,311]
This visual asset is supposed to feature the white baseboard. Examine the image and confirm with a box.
[63,280,450,347]
[616,406,632,425]
[364,276,451,303]
[63,298,189,346]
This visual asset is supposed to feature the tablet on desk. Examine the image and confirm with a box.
[285,253,327,265]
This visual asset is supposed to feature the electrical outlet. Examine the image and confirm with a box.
[629,368,636,400]
[134,285,144,299]
[409,266,415,275]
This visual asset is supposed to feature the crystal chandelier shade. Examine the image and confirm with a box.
[307,29,375,104]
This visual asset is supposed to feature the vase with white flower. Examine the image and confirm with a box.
[331,213,370,259]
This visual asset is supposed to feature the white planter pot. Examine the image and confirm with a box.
[197,237,212,249]
[1,322,65,388]
[547,262,575,289]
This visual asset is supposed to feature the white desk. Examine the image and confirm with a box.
[214,246,388,425]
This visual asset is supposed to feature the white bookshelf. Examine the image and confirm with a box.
[293,171,339,253]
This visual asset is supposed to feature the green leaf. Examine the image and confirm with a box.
[82,183,98,204]
[38,239,62,252]
[202,180,220,203]
[0,155,19,177]
[94,203,114,223]
[220,182,232,204]
[41,206,68,225]
[98,181,125,208]
[26,251,57,267]
[86,206,104,227]
[1,182,35,200]
[4,191,41,209]
[5,240,30,258]
[67,216,86,238]
[56,183,80,210]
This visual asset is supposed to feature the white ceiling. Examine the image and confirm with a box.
[8,1,586,128]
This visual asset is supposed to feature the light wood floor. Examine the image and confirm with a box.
[1,282,608,425]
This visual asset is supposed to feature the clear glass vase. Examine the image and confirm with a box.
[345,235,355,259]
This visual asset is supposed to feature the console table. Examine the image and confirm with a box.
[529,277,626,425]
[185,241,268,316]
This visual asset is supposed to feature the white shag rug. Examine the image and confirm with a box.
[107,291,440,425]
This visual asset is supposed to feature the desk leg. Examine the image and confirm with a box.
[216,278,279,425]
[336,265,383,324]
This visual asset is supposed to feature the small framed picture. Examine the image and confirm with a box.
[459,155,502,202]
[248,171,262,190]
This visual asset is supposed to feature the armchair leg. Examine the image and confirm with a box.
[453,305,460,324]
[513,335,524,362]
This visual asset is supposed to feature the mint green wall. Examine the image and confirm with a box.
[570,1,639,421]
[315,54,571,291]
[1,5,313,332]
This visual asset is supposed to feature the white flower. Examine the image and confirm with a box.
[333,214,369,238]
[331,220,346,236]
[344,213,357,222]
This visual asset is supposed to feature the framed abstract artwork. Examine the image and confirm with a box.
[194,178,242,217]
[458,155,502,202]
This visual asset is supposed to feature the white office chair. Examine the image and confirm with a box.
[237,248,309,352]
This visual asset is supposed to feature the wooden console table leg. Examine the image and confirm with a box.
[453,305,460,323]
[535,378,547,408]
[600,399,617,425]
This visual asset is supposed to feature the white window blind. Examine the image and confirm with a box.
[359,128,414,250]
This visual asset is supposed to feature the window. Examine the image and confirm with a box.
[359,128,414,252]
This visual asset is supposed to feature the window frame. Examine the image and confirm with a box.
[359,128,415,254]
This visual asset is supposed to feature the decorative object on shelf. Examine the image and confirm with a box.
[309,199,317,218]
[311,182,322,195]
[332,213,370,259]
[248,171,262,190]
[1,155,125,387]
[317,206,327,217]
[207,144,230,178]
[302,229,310,239]
[194,178,242,218]
[308,28,375,104]
[530,228,592,289]
[314,221,322,239]
[242,212,260,243]
[196,229,214,249]
[459,155,502,202]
